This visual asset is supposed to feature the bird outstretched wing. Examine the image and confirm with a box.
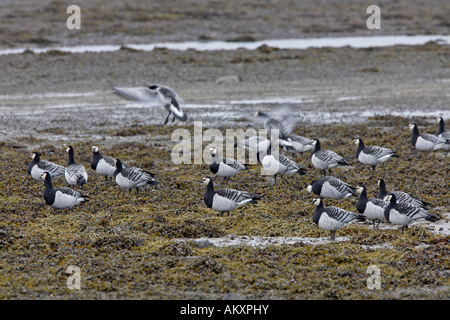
[113,86,160,104]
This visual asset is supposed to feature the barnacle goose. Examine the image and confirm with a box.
[306,176,356,200]
[310,139,350,176]
[437,117,450,154]
[408,123,448,152]
[355,185,389,228]
[28,152,65,181]
[377,179,430,209]
[312,198,365,240]
[353,138,398,171]
[282,134,315,155]
[114,159,158,193]
[209,147,248,183]
[90,146,117,181]
[201,177,260,216]
[113,84,187,124]
[65,146,88,187]
[258,145,306,184]
[41,172,88,210]
[384,193,440,234]
[437,117,450,139]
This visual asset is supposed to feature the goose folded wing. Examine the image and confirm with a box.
[395,202,428,219]
[389,191,419,205]
[365,146,396,158]
[316,150,340,163]
[67,165,86,178]
[223,158,247,171]
[369,198,389,208]
[422,133,446,144]
[278,153,305,171]
[58,187,84,198]
[325,207,361,223]
[39,161,65,174]
[327,177,355,193]
[289,135,313,145]
[122,167,155,182]
[216,188,258,202]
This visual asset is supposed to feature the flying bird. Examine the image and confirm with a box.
[113,84,187,124]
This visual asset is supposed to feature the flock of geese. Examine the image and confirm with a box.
[26,84,449,240]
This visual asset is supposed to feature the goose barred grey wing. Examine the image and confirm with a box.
[393,202,431,220]
[102,156,117,167]
[222,157,247,172]
[277,153,306,173]
[383,191,430,208]
[37,161,65,178]
[326,177,356,196]
[315,149,343,164]
[324,206,365,224]
[364,146,396,158]
[369,197,390,209]
[66,164,87,186]
[282,135,314,154]
[421,133,447,145]
[289,135,314,149]
[122,166,156,184]
[385,202,440,233]
[58,187,85,198]
[289,135,314,145]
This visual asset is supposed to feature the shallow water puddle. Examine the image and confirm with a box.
[1,35,449,55]
[176,235,350,248]
[175,214,450,249]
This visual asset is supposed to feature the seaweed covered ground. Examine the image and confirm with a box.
[0,114,449,300]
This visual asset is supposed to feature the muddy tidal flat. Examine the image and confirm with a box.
[0,0,449,301]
